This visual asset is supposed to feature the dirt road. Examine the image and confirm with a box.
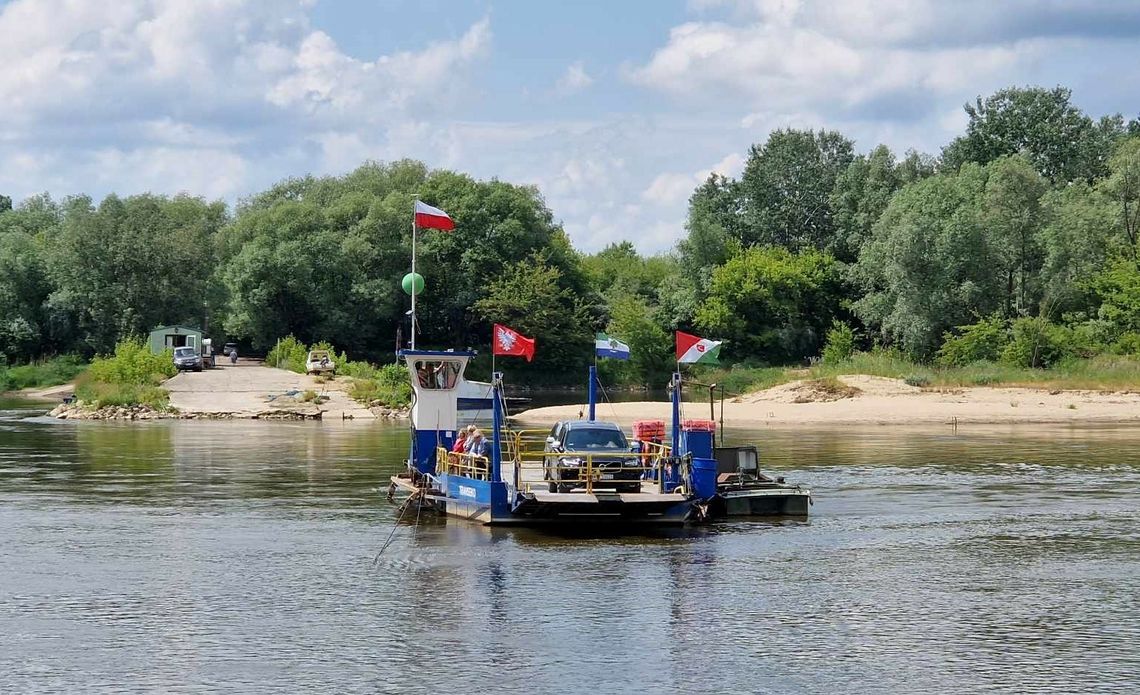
[165,358,375,419]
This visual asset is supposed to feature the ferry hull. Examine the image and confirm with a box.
[717,488,811,517]
[391,475,691,526]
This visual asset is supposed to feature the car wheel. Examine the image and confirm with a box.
[548,482,557,493]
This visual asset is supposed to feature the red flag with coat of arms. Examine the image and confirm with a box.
[493,324,536,362]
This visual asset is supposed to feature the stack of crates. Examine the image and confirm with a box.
[632,420,666,442]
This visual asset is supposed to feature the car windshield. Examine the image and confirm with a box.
[565,428,628,451]
[174,348,196,357]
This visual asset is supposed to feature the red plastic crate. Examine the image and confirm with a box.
[681,419,716,432]
[632,420,666,440]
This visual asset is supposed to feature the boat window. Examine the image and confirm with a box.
[414,360,460,389]
[565,428,628,451]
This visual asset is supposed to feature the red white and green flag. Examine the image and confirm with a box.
[676,331,722,364]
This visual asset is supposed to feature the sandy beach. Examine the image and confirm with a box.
[513,375,1140,428]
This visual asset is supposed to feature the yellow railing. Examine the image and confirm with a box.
[526,451,664,495]
[436,446,490,480]
[441,429,677,495]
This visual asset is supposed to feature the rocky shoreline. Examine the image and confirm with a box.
[48,402,409,421]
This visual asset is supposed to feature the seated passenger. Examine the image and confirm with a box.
[467,429,490,458]
[452,425,475,453]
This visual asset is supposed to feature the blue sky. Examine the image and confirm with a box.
[1,0,1138,252]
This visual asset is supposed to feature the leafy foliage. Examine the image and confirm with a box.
[0,355,86,391]
[738,129,855,253]
[600,296,672,387]
[266,335,310,374]
[936,315,1009,366]
[821,322,856,364]
[697,246,842,363]
[76,338,176,410]
[85,339,176,385]
[473,253,597,373]
[4,85,1140,389]
[942,86,1125,183]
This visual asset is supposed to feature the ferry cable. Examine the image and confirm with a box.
[372,487,422,565]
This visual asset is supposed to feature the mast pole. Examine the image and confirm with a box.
[411,200,417,350]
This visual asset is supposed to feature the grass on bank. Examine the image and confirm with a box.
[689,351,1140,398]
[0,355,87,392]
[75,339,176,410]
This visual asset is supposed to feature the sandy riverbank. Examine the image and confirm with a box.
[513,375,1140,428]
[22,359,404,420]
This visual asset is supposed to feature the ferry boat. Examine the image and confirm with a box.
[388,353,810,525]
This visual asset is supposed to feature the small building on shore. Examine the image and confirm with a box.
[148,325,203,355]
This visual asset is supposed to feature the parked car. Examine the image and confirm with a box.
[543,420,641,493]
[222,342,238,357]
[305,350,336,375]
[173,346,203,372]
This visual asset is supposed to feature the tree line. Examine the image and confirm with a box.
[2,86,1139,387]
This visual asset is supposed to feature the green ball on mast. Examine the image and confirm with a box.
[401,272,425,295]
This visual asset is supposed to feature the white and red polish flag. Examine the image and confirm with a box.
[493,324,536,362]
[414,200,455,231]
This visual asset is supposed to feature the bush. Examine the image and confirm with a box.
[1000,318,1072,368]
[0,355,87,391]
[75,379,170,409]
[266,335,308,373]
[821,321,855,364]
[937,315,1008,366]
[1112,332,1140,356]
[904,375,931,388]
[73,338,175,410]
[342,361,411,407]
[87,339,176,385]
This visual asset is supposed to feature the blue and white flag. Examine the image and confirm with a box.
[595,332,631,360]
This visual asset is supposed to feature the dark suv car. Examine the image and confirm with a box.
[173,346,203,372]
[543,420,641,493]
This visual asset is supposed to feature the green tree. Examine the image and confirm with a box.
[678,174,741,292]
[853,164,1001,358]
[829,144,901,262]
[1038,182,1116,309]
[603,295,672,387]
[1101,137,1140,265]
[220,161,592,359]
[473,253,596,374]
[738,128,855,253]
[48,194,224,353]
[942,86,1125,183]
[696,246,842,362]
[0,232,51,359]
[982,155,1047,317]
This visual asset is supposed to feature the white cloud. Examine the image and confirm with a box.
[627,18,1030,118]
[555,61,594,95]
[0,0,491,200]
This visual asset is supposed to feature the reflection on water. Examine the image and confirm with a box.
[2,398,1139,693]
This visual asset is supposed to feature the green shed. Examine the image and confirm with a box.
[148,324,203,355]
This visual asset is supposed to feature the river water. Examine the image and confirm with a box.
[2,396,1138,694]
